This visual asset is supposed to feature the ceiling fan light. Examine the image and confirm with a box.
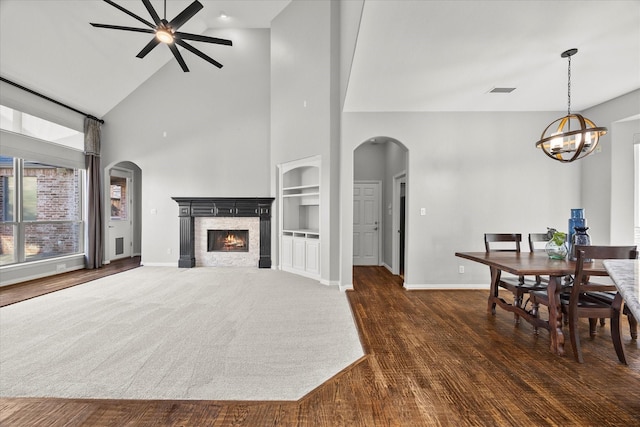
[156,29,174,44]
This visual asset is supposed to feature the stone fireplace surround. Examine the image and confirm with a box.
[172,197,275,268]
[195,217,258,267]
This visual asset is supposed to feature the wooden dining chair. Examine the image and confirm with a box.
[531,245,637,364]
[484,233,547,324]
[528,233,549,252]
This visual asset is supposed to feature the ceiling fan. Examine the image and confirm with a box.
[90,0,232,72]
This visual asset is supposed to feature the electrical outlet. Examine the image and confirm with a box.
[167,248,172,254]
[458,265,465,274]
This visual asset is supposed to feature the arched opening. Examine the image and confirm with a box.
[353,137,408,281]
[103,160,142,264]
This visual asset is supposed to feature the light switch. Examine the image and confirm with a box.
[420,208,426,215]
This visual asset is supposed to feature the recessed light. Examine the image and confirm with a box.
[219,11,229,20]
[489,87,516,93]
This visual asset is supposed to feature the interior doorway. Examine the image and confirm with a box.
[353,138,408,279]
[104,161,142,264]
[108,168,133,261]
[392,173,406,277]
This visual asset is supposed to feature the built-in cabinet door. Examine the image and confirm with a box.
[305,239,320,275]
[292,238,306,270]
[282,235,293,268]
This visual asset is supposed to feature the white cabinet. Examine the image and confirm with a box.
[279,156,321,280]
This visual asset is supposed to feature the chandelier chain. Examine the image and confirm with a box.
[567,54,571,116]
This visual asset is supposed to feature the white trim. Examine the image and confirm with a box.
[142,262,178,267]
[0,254,85,286]
[339,283,354,292]
[391,172,406,276]
[403,283,490,290]
[0,129,84,170]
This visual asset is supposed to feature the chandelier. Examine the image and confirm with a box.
[535,49,607,163]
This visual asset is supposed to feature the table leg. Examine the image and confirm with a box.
[487,267,500,315]
[547,275,564,356]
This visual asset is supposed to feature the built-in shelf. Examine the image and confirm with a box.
[279,156,321,280]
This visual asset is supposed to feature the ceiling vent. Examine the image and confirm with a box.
[489,87,516,93]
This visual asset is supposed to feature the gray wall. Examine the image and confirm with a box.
[270,0,341,284]
[340,93,640,288]
[101,29,271,266]
[342,111,584,287]
[580,90,640,245]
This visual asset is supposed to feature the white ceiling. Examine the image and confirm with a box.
[0,0,291,117]
[1,0,639,118]
[344,0,640,113]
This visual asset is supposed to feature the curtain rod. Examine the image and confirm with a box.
[0,76,104,124]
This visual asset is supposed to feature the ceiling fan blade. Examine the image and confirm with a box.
[136,38,161,58]
[169,0,204,31]
[175,39,223,68]
[100,0,155,28]
[168,43,190,72]
[90,23,155,35]
[141,0,161,25]
[175,32,233,46]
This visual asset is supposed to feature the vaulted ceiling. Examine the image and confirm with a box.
[1,0,639,118]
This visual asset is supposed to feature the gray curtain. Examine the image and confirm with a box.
[84,117,103,269]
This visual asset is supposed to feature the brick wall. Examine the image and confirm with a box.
[0,166,82,261]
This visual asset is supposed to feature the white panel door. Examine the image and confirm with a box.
[353,182,380,266]
[108,169,133,261]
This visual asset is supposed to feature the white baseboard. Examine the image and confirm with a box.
[339,283,354,292]
[403,283,490,290]
[141,262,178,267]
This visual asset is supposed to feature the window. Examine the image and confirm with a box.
[0,105,84,266]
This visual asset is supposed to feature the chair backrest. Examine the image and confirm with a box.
[528,233,549,252]
[484,233,521,253]
[573,245,638,297]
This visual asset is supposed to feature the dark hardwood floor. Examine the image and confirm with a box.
[1,265,639,426]
[0,257,142,307]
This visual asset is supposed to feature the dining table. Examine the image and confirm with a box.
[603,259,640,320]
[455,251,611,356]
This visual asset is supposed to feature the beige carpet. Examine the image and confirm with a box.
[0,267,363,400]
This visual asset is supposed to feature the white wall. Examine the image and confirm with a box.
[580,90,640,245]
[341,111,585,288]
[101,29,271,266]
[271,0,341,284]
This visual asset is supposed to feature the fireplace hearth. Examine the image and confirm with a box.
[208,229,249,252]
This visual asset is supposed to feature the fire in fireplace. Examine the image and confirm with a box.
[208,229,249,252]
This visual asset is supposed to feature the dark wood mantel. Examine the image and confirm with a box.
[172,197,275,268]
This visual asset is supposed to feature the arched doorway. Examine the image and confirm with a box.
[353,137,408,279]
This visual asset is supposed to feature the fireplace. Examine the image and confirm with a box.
[208,229,249,252]
[172,197,274,268]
